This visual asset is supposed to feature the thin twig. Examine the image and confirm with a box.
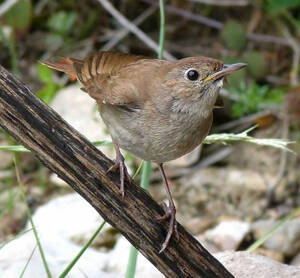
[266,114,289,206]
[246,33,291,47]
[101,6,157,51]
[97,0,176,61]
[0,0,19,17]
[190,0,251,6]
[281,26,300,86]
[214,111,275,132]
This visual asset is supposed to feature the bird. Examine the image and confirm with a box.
[41,51,246,252]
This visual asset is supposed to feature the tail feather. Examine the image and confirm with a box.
[40,57,82,80]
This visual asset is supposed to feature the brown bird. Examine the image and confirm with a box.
[42,51,246,252]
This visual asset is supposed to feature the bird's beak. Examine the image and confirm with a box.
[203,63,247,83]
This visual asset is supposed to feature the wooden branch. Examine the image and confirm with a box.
[0,65,234,278]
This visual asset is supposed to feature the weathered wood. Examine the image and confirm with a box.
[0,65,234,278]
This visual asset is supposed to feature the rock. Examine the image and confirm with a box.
[291,252,300,266]
[176,166,270,219]
[49,173,68,187]
[205,220,250,250]
[253,248,284,263]
[106,237,163,278]
[0,231,117,278]
[251,218,300,257]
[29,193,117,249]
[215,251,300,278]
[0,193,121,278]
[50,85,114,159]
[185,216,215,234]
[195,234,221,254]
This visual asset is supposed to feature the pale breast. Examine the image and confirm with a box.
[99,103,212,163]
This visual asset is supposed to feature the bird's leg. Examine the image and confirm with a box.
[106,142,131,198]
[157,163,179,253]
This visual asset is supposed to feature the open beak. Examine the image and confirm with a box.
[203,63,247,83]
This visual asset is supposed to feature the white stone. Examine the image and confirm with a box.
[205,221,250,250]
[49,173,68,187]
[0,193,121,278]
[252,218,300,257]
[50,85,115,159]
[215,251,300,278]
[106,237,163,278]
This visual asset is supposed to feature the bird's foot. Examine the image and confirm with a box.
[106,153,131,198]
[157,202,179,253]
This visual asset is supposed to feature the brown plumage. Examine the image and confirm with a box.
[41,51,246,253]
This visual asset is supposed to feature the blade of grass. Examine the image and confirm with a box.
[0,145,30,152]
[132,161,144,180]
[19,245,37,278]
[125,161,152,278]
[0,180,17,219]
[0,128,292,154]
[0,140,111,153]
[14,159,52,278]
[247,205,300,252]
[140,161,152,191]
[125,246,139,278]
[93,140,113,146]
[158,0,165,60]
[58,220,106,278]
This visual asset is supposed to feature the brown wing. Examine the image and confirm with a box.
[41,51,151,107]
[74,51,152,106]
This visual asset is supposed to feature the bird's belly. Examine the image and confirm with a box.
[100,105,212,163]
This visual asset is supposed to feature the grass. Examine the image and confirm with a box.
[0,129,292,154]
[247,205,300,252]
[14,159,52,278]
[58,221,106,278]
[0,24,19,75]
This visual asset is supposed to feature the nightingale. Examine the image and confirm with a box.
[42,51,246,253]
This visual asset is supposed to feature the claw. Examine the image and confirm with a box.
[158,202,179,253]
[157,164,180,253]
[106,143,131,198]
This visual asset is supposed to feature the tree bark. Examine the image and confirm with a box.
[0,65,234,278]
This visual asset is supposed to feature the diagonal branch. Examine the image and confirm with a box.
[0,66,234,277]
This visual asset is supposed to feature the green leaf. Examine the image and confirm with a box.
[38,84,57,104]
[3,0,32,33]
[230,81,285,118]
[0,145,30,152]
[36,64,61,104]
[265,0,300,12]
[221,21,246,51]
[243,51,266,79]
[37,64,53,83]
[47,11,77,36]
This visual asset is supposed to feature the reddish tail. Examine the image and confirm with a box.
[40,57,81,80]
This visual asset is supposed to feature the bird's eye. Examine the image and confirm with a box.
[186,69,199,81]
